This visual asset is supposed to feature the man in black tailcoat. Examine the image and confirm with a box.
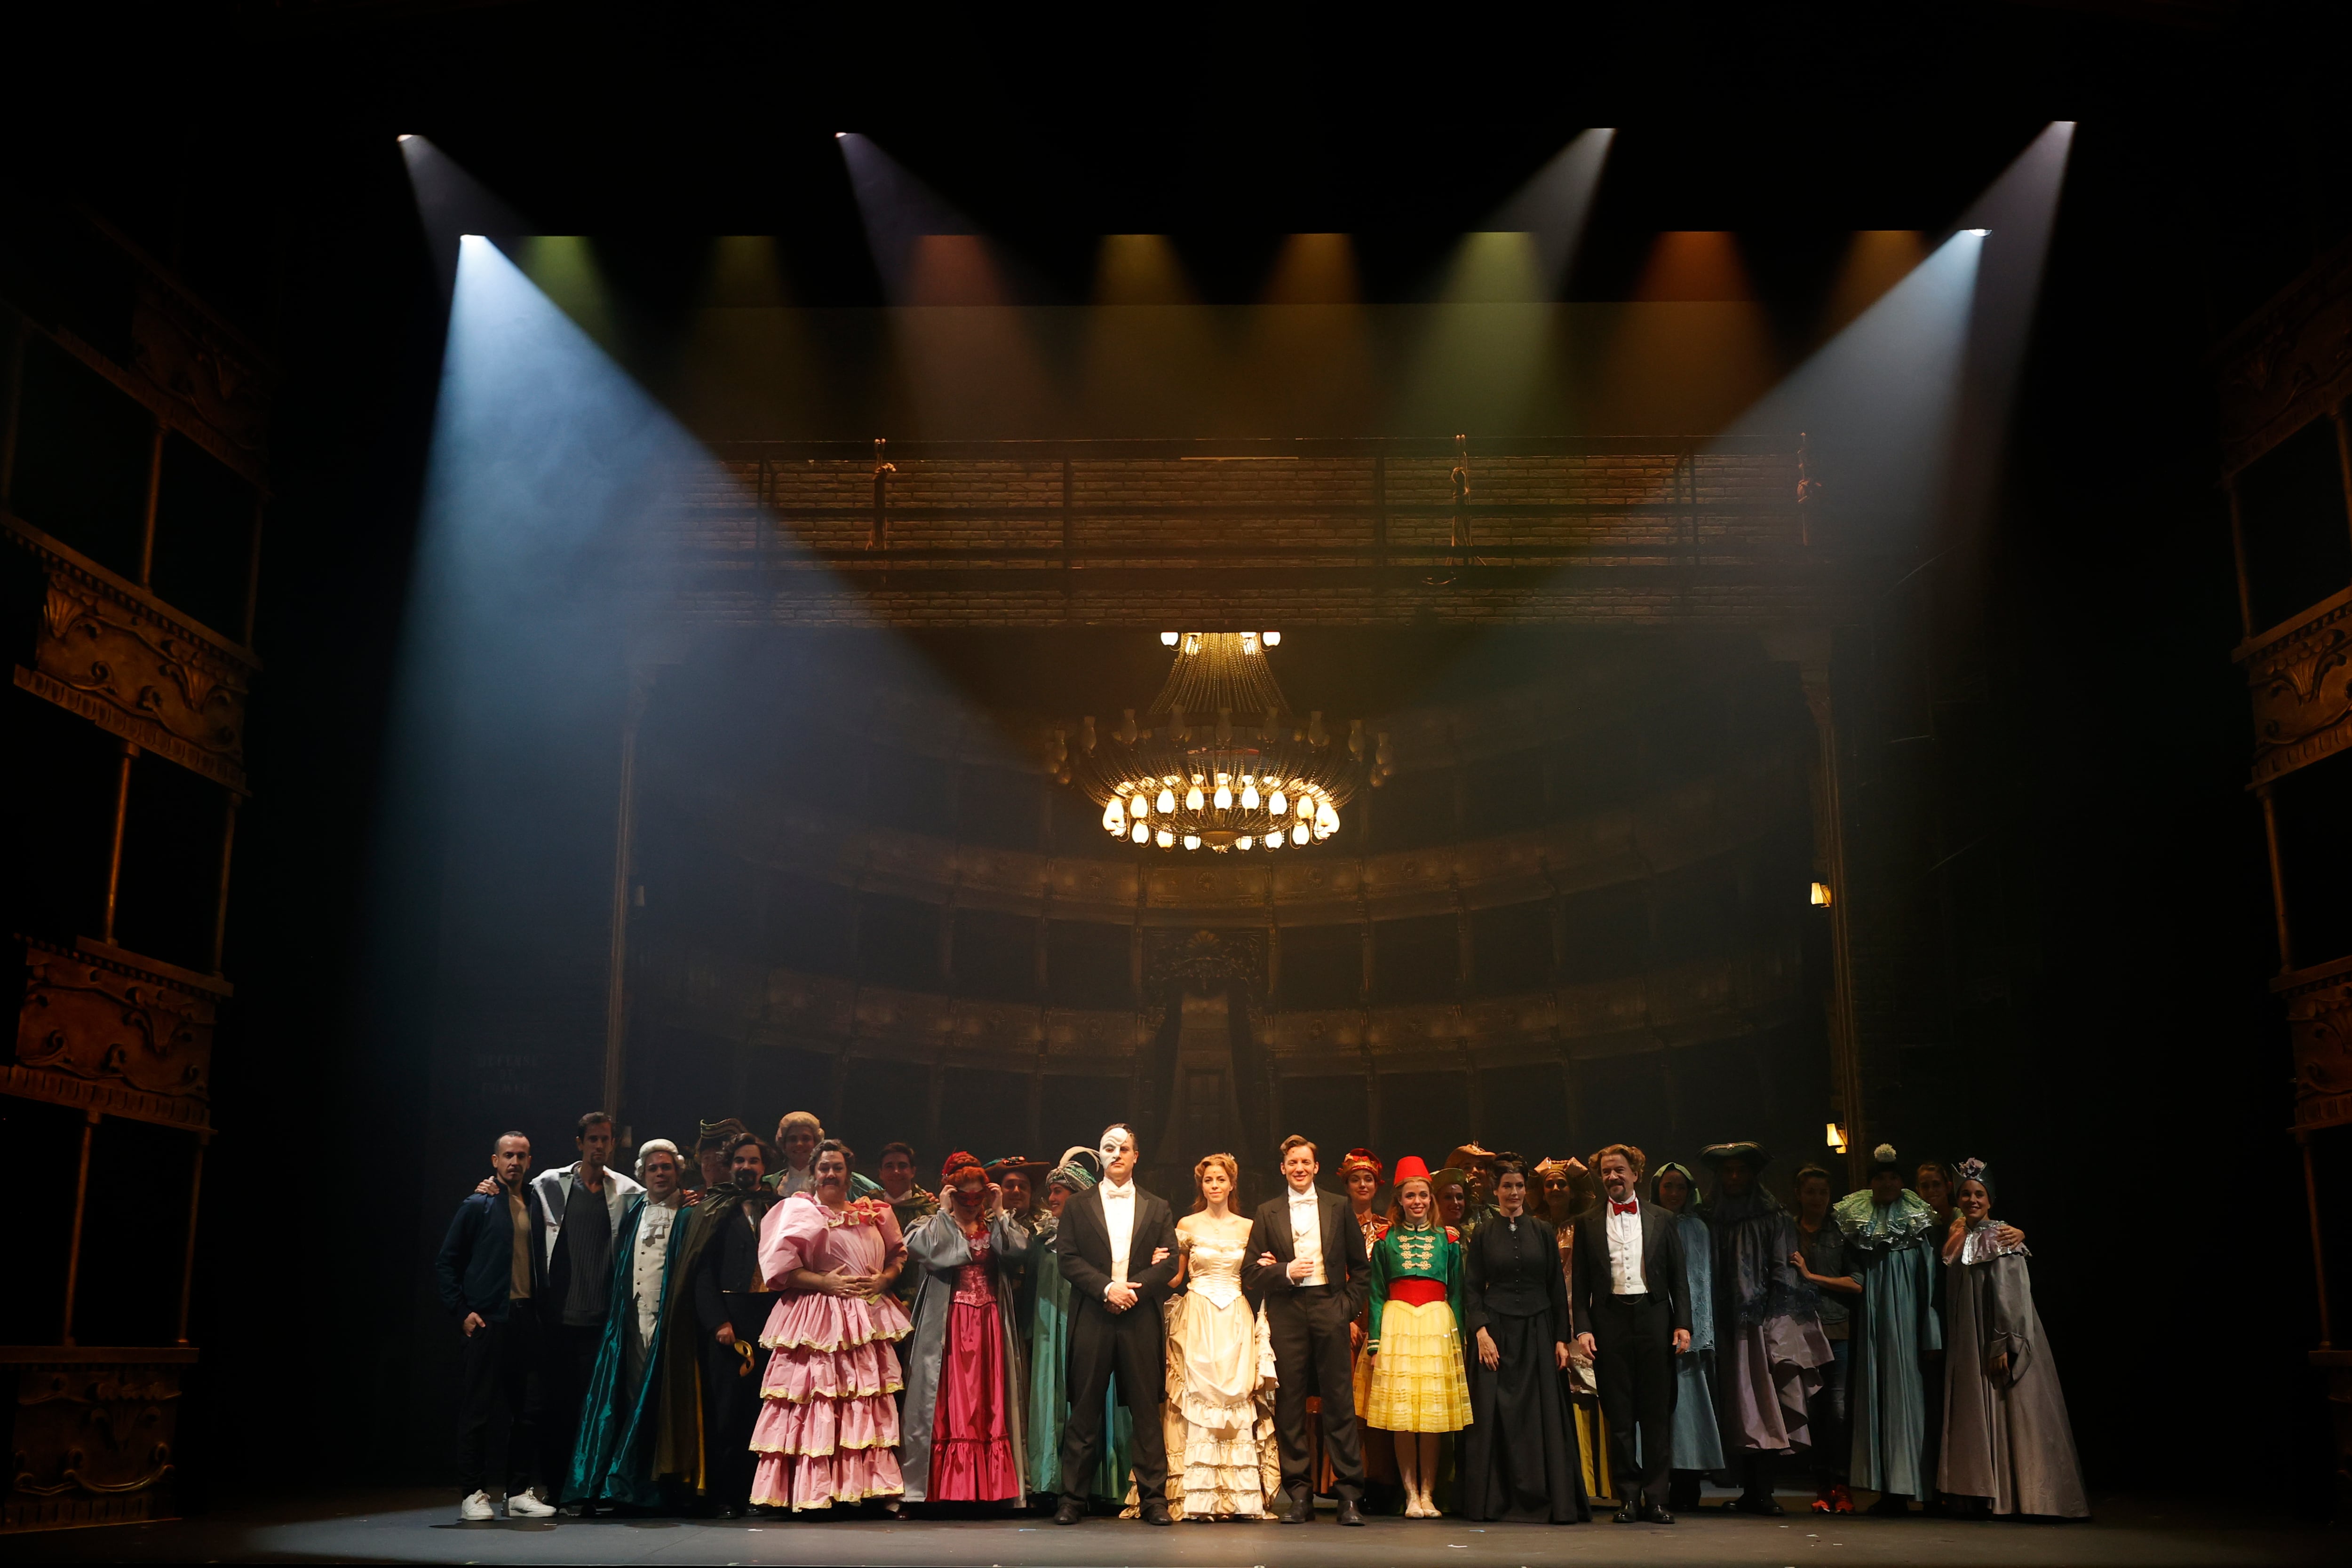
[1244,1134,1370,1526]
[1572,1141,1691,1525]
[1050,1122,1179,1526]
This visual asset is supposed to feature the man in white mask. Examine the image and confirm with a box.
[1050,1124,1180,1527]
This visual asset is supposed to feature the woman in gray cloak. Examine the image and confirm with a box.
[1937,1159,2088,1520]
[1650,1162,1724,1512]
[899,1151,1032,1508]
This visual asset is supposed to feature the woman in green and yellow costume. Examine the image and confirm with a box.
[1362,1156,1471,1518]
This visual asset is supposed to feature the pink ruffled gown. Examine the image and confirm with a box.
[748,1191,914,1510]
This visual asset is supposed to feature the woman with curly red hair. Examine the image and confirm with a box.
[900,1151,1033,1510]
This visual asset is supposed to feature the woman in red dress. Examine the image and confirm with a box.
[898,1152,1032,1508]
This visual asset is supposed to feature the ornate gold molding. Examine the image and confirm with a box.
[2218,238,2352,478]
[11,938,219,1133]
[2274,955,2352,1131]
[4,514,257,792]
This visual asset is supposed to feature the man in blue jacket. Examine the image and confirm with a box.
[437,1132,558,1522]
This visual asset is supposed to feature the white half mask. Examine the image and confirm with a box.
[1100,1130,1134,1167]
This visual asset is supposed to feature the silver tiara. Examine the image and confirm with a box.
[1955,1156,1987,1185]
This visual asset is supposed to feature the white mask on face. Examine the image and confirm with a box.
[1101,1135,1132,1171]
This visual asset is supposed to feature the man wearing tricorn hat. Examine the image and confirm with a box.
[1700,1141,1833,1515]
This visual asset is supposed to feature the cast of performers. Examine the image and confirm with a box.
[1362,1157,1471,1518]
[1701,1140,1835,1514]
[1571,1144,1690,1525]
[749,1139,913,1512]
[563,1140,691,1510]
[439,1118,2085,1529]
[1049,1124,1181,1527]
[1158,1152,1281,1518]
[1459,1154,1586,1524]
[1243,1136,1371,1525]
[899,1153,1031,1508]
[1649,1162,1724,1511]
[1937,1160,2088,1520]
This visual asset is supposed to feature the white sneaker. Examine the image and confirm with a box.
[460,1490,495,1521]
[506,1491,556,1518]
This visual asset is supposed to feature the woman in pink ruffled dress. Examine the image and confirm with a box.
[749,1138,914,1512]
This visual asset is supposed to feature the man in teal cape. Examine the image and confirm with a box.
[563,1140,695,1509]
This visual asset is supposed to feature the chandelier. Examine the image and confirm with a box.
[1051,632,1391,854]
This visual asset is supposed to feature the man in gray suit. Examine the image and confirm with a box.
[1244,1135,1369,1526]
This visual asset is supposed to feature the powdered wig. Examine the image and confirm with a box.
[634,1139,681,1180]
[1191,1152,1240,1212]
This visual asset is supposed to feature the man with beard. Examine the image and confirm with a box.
[689,1133,779,1516]
[564,1140,693,1512]
[1571,1143,1690,1525]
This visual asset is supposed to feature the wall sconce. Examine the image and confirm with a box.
[1810,881,1833,907]
[1826,1121,1848,1154]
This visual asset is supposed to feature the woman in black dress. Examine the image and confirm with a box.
[1458,1154,1589,1523]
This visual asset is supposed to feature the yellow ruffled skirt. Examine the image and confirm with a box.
[1362,1299,1471,1434]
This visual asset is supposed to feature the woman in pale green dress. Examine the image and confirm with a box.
[1027,1149,1135,1508]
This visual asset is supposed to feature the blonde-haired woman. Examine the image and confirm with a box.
[1158,1153,1279,1519]
[1363,1156,1471,1517]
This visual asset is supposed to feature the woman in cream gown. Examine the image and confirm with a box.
[1151,1154,1279,1520]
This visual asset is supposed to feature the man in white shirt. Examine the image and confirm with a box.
[1571,1143,1691,1524]
[1246,1135,1371,1525]
[1051,1124,1179,1527]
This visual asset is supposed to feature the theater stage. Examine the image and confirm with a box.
[5,1492,2337,1566]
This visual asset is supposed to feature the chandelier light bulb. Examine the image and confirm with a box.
[1186,785,1205,811]
[1297,795,1314,819]
[1241,784,1260,810]
[1132,822,1150,844]
[1158,788,1176,815]
[1262,630,1281,646]
[1103,799,1126,835]
[1237,835,1254,851]
[1268,790,1287,816]
[1214,784,1232,810]
[1130,791,1149,818]
[1157,829,1175,848]
[1315,801,1340,837]
[1263,830,1279,849]
[1160,631,1179,646]
[1291,822,1310,846]
[1184,834,1202,851]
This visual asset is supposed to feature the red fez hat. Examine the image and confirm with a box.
[1391,1154,1432,1185]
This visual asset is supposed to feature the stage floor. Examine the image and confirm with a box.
[4,1489,2337,1566]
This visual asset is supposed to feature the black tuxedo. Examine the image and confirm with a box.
[1570,1199,1690,1498]
[1244,1186,1370,1504]
[1052,1180,1180,1504]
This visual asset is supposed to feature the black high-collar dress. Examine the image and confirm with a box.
[1459,1210,1589,1522]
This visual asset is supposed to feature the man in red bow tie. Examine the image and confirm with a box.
[1571,1144,1692,1524]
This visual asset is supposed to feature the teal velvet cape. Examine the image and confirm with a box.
[563,1194,686,1507]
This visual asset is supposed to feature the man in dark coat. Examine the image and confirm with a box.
[1049,1122,1179,1526]
[435,1132,556,1522]
[689,1132,778,1516]
[1571,1142,1692,1525]
[1244,1134,1370,1526]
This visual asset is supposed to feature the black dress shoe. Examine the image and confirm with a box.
[1640,1500,1675,1525]
[1732,1492,1785,1516]
[1052,1498,1084,1526]
[714,1503,742,1520]
[1613,1499,1641,1523]
[1336,1500,1364,1526]
[1141,1499,1174,1526]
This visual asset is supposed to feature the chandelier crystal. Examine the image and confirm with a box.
[1053,632,1393,854]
